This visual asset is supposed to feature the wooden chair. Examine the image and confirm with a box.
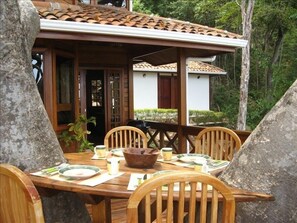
[104,125,148,149]
[100,126,148,223]
[127,171,235,223]
[195,127,242,161]
[0,163,45,223]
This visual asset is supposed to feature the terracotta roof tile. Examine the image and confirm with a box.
[133,61,226,74]
[32,1,242,39]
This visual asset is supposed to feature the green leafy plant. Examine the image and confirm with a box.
[58,114,96,152]
[134,109,227,125]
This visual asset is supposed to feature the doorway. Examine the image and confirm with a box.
[86,70,105,145]
[158,75,177,109]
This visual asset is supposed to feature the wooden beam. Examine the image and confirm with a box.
[128,57,134,120]
[74,43,80,118]
[79,70,87,116]
[176,48,187,153]
[37,31,236,53]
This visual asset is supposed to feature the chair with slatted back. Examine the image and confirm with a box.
[0,163,45,223]
[127,171,235,223]
[100,126,148,223]
[195,127,242,161]
[104,125,148,149]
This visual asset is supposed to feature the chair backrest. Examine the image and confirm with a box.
[104,126,148,149]
[127,171,235,223]
[195,127,242,161]
[0,164,45,223]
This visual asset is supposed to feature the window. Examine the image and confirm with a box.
[97,0,126,7]
[56,55,75,126]
[91,79,103,107]
[109,70,121,128]
[32,53,44,101]
[80,0,126,7]
[80,0,91,4]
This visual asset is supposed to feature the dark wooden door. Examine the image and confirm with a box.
[86,70,105,145]
[158,75,177,109]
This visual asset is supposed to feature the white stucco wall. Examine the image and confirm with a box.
[133,71,210,110]
[188,74,209,110]
[133,72,158,109]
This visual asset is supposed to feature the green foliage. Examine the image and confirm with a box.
[247,97,275,129]
[134,109,177,123]
[58,115,96,152]
[189,110,227,125]
[134,0,297,130]
[211,80,240,129]
[134,109,227,126]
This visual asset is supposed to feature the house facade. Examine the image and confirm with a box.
[31,0,246,152]
[133,61,226,110]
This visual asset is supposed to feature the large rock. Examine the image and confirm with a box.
[0,1,91,222]
[0,0,65,170]
[220,79,297,222]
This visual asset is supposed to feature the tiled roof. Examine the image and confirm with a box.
[133,61,226,74]
[32,1,242,39]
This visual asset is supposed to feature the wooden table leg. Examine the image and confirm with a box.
[91,198,112,223]
[77,194,111,223]
[92,201,105,223]
[104,197,112,223]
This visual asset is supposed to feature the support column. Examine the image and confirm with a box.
[128,57,134,120]
[176,48,187,153]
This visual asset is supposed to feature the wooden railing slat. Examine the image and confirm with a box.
[142,121,250,153]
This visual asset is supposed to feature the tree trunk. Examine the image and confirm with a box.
[266,27,284,99]
[237,0,255,130]
[0,1,91,222]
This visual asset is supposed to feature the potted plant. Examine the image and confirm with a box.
[58,114,96,152]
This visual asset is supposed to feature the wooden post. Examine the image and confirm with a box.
[128,57,134,120]
[160,131,164,148]
[176,48,187,153]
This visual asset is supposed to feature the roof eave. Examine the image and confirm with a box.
[134,68,227,75]
[40,20,248,48]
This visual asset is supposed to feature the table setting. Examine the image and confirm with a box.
[31,164,124,187]
[28,150,274,223]
[30,150,125,187]
[157,152,230,172]
[93,147,222,192]
[30,146,228,191]
[105,147,229,171]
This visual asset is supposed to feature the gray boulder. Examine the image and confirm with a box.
[0,1,91,222]
[220,79,297,222]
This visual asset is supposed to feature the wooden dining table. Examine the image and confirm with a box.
[29,152,274,223]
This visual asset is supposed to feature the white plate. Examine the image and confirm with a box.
[177,154,210,163]
[111,148,124,157]
[59,165,100,180]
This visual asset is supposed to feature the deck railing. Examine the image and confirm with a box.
[145,121,251,154]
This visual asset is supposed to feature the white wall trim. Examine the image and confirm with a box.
[40,20,248,48]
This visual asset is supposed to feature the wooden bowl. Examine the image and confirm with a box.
[123,148,160,168]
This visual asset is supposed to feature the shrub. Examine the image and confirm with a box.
[134,109,227,126]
